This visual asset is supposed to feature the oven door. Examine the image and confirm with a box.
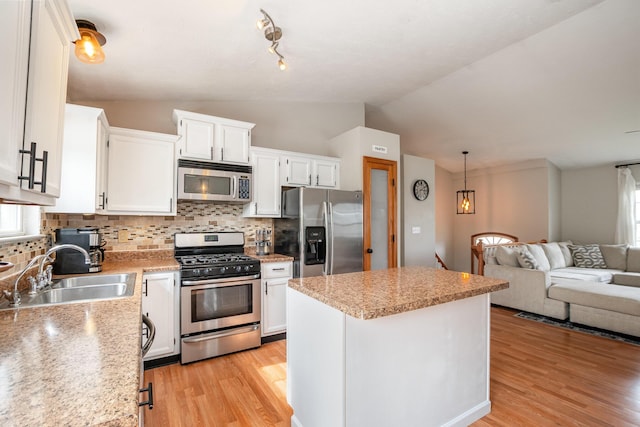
[181,275,261,335]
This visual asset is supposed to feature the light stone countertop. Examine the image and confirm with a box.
[288,266,509,320]
[252,253,294,263]
[0,257,179,427]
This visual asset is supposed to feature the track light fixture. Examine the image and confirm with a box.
[256,9,287,71]
[74,19,106,64]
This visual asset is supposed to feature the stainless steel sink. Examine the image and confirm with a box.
[0,273,136,310]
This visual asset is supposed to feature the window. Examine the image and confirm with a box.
[0,204,23,237]
[636,188,640,247]
[0,204,39,239]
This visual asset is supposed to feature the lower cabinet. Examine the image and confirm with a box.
[141,271,180,360]
[261,261,292,336]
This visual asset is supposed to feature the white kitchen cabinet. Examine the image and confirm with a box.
[45,104,109,214]
[243,147,281,217]
[0,0,77,205]
[172,109,254,164]
[261,261,292,336]
[281,153,340,189]
[142,271,180,361]
[105,127,177,215]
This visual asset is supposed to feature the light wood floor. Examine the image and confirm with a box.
[144,307,640,426]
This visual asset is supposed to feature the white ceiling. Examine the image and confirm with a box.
[66,0,640,172]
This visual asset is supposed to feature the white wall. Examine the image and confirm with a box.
[75,100,365,156]
[452,160,553,273]
[401,154,436,267]
[435,166,454,268]
[560,164,617,244]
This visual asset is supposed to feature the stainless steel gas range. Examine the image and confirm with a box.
[175,232,261,364]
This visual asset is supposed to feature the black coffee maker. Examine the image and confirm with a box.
[53,227,104,274]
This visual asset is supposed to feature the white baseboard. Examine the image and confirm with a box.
[442,400,491,427]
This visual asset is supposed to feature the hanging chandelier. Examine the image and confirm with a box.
[456,151,475,214]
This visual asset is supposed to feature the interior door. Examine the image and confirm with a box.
[363,156,397,270]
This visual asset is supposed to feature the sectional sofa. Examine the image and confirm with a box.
[483,242,640,337]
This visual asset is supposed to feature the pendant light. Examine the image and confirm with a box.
[456,151,475,214]
[74,19,106,64]
[256,9,287,70]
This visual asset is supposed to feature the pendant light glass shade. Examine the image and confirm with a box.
[456,151,476,214]
[74,20,106,64]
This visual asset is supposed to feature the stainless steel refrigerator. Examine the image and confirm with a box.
[274,187,363,278]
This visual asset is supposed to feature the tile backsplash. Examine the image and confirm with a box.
[0,201,272,281]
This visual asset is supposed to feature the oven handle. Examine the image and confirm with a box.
[181,273,260,286]
[182,324,259,343]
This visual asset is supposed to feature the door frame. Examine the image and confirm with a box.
[362,156,397,270]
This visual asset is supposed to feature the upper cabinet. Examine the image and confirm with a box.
[106,127,177,215]
[281,153,340,189]
[172,109,255,165]
[45,104,109,214]
[0,0,78,205]
[243,147,281,218]
[244,147,341,218]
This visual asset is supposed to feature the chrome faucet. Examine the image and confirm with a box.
[2,244,91,307]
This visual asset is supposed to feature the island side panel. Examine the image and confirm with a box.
[287,287,347,427]
[344,293,491,427]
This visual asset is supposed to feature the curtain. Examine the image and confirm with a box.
[615,167,636,245]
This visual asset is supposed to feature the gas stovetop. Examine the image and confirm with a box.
[174,232,261,281]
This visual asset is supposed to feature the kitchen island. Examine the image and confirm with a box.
[287,266,508,427]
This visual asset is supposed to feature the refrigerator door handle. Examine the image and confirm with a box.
[328,201,335,275]
[322,201,329,276]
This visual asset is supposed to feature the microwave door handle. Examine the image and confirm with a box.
[232,176,237,199]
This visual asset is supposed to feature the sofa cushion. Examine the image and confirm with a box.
[557,241,574,267]
[613,273,640,288]
[627,248,640,272]
[495,246,520,267]
[517,248,541,270]
[542,243,566,269]
[526,244,551,271]
[599,244,628,271]
[568,244,607,268]
[548,281,640,317]
[550,267,619,283]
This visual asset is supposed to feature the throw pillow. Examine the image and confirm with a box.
[541,243,566,270]
[526,244,551,271]
[626,248,640,272]
[495,246,520,267]
[599,244,628,271]
[568,244,607,268]
[517,248,541,270]
[557,241,574,267]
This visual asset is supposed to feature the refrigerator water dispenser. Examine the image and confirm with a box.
[304,226,326,265]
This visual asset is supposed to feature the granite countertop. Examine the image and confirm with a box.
[0,256,178,427]
[288,266,509,320]
[253,253,294,263]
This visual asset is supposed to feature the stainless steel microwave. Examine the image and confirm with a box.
[177,160,252,203]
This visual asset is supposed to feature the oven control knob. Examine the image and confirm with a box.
[243,265,250,272]
[219,266,227,274]
[235,265,242,272]
[192,269,200,276]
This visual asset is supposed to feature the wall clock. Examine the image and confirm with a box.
[412,179,430,201]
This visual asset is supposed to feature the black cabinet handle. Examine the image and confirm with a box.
[139,382,154,409]
[18,142,48,192]
[18,142,37,189]
[35,150,48,193]
[366,248,373,254]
